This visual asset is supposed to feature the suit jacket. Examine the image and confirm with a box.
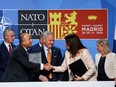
[28,44,68,81]
[2,44,41,82]
[54,48,97,81]
[40,46,63,81]
[31,45,66,81]
[0,42,16,81]
[95,52,116,79]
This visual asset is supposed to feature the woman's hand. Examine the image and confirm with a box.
[51,65,55,69]
[50,65,56,72]
[74,75,85,81]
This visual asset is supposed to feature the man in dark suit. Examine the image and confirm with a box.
[36,31,66,81]
[0,28,16,81]
[2,33,51,82]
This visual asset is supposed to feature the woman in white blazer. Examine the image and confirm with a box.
[95,39,116,81]
[52,34,97,81]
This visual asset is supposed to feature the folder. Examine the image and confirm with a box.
[28,52,41,64]
[69,59,87,76]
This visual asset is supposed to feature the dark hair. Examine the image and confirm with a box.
[65,33,86,58]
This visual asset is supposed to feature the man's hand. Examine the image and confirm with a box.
[43,63,52,71]
[39,75,48,82]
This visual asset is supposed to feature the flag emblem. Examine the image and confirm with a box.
[48,11,78,39]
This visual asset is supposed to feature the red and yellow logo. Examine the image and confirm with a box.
[48,10,107,39]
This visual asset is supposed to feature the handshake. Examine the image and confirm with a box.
[39,64,56,82]
[43,63,55,71]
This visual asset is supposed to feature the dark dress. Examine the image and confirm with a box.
[97,56,114,81]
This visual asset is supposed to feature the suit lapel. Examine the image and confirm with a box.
[41,46,57,64]
[1,42,10,55]
[41,46,48,64]
[51,47,56,65]
[11,43,16,49]
[18,44,28,58]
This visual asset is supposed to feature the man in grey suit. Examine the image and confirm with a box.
[2,33,51,82]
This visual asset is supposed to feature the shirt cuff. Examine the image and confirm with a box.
[40,63,44,70]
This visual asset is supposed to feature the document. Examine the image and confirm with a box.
[69,59,87,76]
[28,52,41,64]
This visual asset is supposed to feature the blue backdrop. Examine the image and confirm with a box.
[0,0,116,61]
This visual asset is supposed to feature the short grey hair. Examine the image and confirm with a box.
[41,31,54,39]
[97,39,111,54]
[3,28,14,39]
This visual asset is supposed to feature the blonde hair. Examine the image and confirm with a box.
[97,39,111,55]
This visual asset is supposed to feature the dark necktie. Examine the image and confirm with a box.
[9,44,12,54]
